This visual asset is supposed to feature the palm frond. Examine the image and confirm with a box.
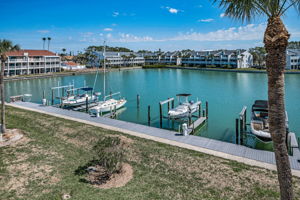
[0,39,20,55]
[280,0,300,14]
[212,0,268,22]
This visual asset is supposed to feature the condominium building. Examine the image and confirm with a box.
[3,50,61,76]
[88,51,145,68]
[144,50,253,69]
[286,49,300,70]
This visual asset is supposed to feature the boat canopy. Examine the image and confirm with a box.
[252,100,268,112]
[81,87,93,92]
[176,94,191,97]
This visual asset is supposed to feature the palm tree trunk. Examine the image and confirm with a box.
[264,17,293,200]
[0,58,6,135]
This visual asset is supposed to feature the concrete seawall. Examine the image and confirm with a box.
[4,66,142,82]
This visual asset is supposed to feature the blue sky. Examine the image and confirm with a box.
[1,0,300,53]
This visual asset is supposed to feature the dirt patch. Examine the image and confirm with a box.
[5,162,60,195]
[87,163,133,189]
[0,129,24,147]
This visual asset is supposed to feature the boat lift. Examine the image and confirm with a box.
[147,96,208,135]
[50,84,74,105]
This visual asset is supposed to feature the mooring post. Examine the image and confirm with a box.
[236,118,239,144]
[86,97,88,113]
[137,94,140,108]
[167,98,170,111]
[159,103,162,128]
[244,109,247,131]
[148,105,151,126]
[172,99,174,109]
[198,103,201,118]
[203,110,206,118]
[206,101,208,119]
[51,89,54,105]
[240,118,243,145]
[43,90,45,99]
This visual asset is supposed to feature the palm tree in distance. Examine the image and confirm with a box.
[62,48,66,56]
[42,37,46,50]
[213,1,300,199]
[47,37,51,51]
[0,40,20,139]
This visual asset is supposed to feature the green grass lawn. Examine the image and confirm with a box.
[1,106,300,200]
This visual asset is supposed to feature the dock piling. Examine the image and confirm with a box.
[137,94,140,108]
[159,103,162,128]
[148,105,151,126]
[240,117,243,145]
[205,101,208,119]
[167,98,170,111]
[51,90,54,105]
[86,97,89,113]
[235,118,239,144]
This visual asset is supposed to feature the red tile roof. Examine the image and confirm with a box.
[5,50,57,57]
[65,61,78,66]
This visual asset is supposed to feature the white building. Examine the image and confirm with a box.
[61,61,86,70]
[286,49,300,70]
[88,51,145,68]
[144,50,253,68]
[3,50,61,76]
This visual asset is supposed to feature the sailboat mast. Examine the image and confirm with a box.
[103,41,106,99]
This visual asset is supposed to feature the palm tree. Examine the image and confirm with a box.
[42,37,46,50]
[47,37,51,51]
[213,1,300,199]
[0,40,20,139]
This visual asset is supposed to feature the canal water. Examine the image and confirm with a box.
[5,69,300,148]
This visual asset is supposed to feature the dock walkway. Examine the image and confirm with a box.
[8,102,300,176]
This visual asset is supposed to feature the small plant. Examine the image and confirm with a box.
[92,137,124,175]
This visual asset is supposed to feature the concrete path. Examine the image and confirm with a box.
[8,102,300,177]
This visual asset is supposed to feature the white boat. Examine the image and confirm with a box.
[168,94,201,119]
[90,97,127,115]
[89,42,127,116]
[250,100,289,140]
[62,93,97,107]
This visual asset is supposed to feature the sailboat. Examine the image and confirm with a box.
[89,42,127,116]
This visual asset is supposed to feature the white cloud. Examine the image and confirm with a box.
[169,24,266,41]
[168,8,179,14]
[104,28,113,31]
[106,33,112,38]
[37,30,50,33]
[112,12,119,17]
[198,18,214,22]
[220,13,226,18]
[163,6,182,14]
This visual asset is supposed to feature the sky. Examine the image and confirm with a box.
[1,0,300,53]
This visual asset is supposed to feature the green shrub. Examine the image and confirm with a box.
[92,137,124,175]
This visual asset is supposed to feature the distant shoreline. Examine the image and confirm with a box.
[4,66,142,82]
[4,65,300,82]
[143,65,300,74]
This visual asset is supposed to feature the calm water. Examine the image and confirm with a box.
[5,69,300,144]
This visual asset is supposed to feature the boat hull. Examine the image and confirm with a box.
[89,99,127,114]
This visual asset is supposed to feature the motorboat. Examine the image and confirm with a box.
[250,100,289,140]
[168,94,201,119]
[62,93,97,107]
[62,87,98,107]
